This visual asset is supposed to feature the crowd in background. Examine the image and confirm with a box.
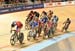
[0,0,74,8]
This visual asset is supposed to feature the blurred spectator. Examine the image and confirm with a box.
[0,0,4,5]
[0,0,74,9]
[19,0,27,3]
[5,0,10,4]
[30,0,35,4]
[40,0,46,3]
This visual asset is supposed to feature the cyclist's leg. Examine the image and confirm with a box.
[55,23,57,30]
[65,24,69,32]
[47,29,50,38]
[62,24,65,32]
[32,28,37,40]
[38,26,42,37]
[16,27,21,39]
[52,28,54,35]
[48,28,51,37]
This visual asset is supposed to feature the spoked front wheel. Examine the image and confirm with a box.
[10,34,16,46]
[27,31,32,41]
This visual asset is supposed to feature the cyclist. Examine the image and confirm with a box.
[49,20,55,36]
[35,18,42,37]
[27,11,34,22]
[29,18,39,39]
[48,10,53,20]
[11,21,23,33]
[25,11,34,30]
[40,11,48,28]
[52,15,59,30]
[62,18,71,32]
[10,21,24,44]
[52,15,58,24]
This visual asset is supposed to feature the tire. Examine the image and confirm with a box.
[10,34,16,46]
[33,34,36,40]
[51,27,55,35]
[43,36,45,39]
[27,31,32,41]
[48,30,50,38]
[43,33,47,39]
[19,33,24,44]
[27,35,30,41]
[38,27,42,37]
[43,28,47,39]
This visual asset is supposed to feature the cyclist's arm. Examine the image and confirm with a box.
[63,20,66,24]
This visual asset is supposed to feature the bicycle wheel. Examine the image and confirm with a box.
[19,33,24,44]
[51,27,55,35]
[27,31,31,41]
[10,34,16,46]
[43,31,48,39]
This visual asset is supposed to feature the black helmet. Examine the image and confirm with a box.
[67,18,70,20]
[54,15,57,18]
[49,10,52,12]
[42,11,47,15]
[30,10,34,13]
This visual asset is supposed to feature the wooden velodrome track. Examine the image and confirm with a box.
[0,5,75,51]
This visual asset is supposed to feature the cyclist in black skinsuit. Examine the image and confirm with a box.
[62,18,71,32]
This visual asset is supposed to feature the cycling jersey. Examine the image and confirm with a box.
[41,16,48,24]
[30,20,38,29]
[47,21,53,28]
[16,21,23,28]
[52,16,58,24]
[11,21,23,32]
